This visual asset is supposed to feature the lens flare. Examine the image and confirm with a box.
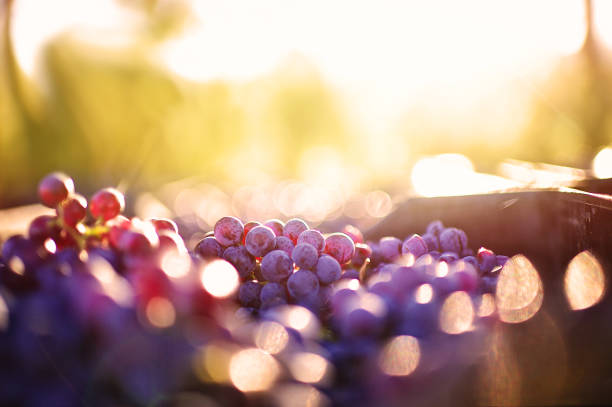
[229,348,279,392]
[439,291,474,334]
[145,297,176,328]
[564,251,606,310]
[592,147,612,179]
[378,335,420,376]
[200,260,239,298]
[289,352,331,384]
[496,255,543,323]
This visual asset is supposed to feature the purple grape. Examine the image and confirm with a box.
[439,252,459,263]
[315,254,342,285]
[478,247,497,274]
[341,307,384,338]
[340,268,360,280]
[401,234,428,258]
[324,233,355,265]
[378,236,402,263]
[342,224,364,244]
[421,233,439,252]
[264,219,285,237]
[244,225,275,257]
[452,268,479,293]
[496,255,509,267]
[283,218,309,244]
[439,227,467,254]
[260,282,287,303]
[274,236,294,256]
[368,242,384,267]
[194,236,224,259]
[351,243,372,268]
[462,255,479,271]
[238,281,262,308]
[214,216,244,247]
[297,229,325,254]
[287,269,320,299]
[425,220,444,236]
[242,221,262,244]
[260,250,293,282]
[223,245,256,279]
[291,243,318,270]
[38,172,74,208]
[461,247,475,257]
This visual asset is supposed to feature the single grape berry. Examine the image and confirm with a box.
[260,250,293,282]
[297,229,325,254]
[287,269,320,300]
[351,243,372,268]
[274,236,295,256]
[223,246,256,279]
[38,172,74,208]
[242,221,262,244]
[60,194,87,227]
[245,225,276,257]
[107,215,131,248]
[315,254,342,285]
[421,233,439,252]
[238,281,262,308]
[283,218,309,244]
[28,215,59,242]
[149,218,178,233]
[324,233,355,264]
[426,220,444,237]
[260,282,287,304]
[90,188,125,221]
[214,216,244,247]
[292,243,318,270]
[264,219,285,237]
[477,247,497,274]
[157,230,187,253]
[439,227,467,254]
[118,230,156,254]
[378,236,402,263]
[402,234,428,258]
[195,236,224,259]
[342,224,364,244]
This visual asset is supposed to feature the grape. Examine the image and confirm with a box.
[118,230,157,255]
[421,233,439,252]
[245,225,276,257]
[260,250,293,282]
[496,255,509,267]
[425,220,444,236]
[297,229,325,254]
[452,268,479,293]
[324,233,355,264]
[283,218,309,244]
[378,237,402,263]
[38,172,74,208]
[287,269,320,300]
[461,248,475,257]
[340,268,360,280]
[341,307,384,338]
[462,255,479,271]
[315,254,342,285]
[239,281,262,308]
[242,221,262,244]
[341,224,364,244]
[439,252,459,263]
[477,247,497,274]
[157,230,187,253]
[439,227,467,254]
[223,245,256,279]
[351,243,372,268]
[214,216,244,247]
[401,234,428,258]
[291,243,318,270]
[260,281,287,301]
[149,218,178,234]
[28,215,59,242]
[60,194,87,227]
[274,236,295,257]
[264,219,285,237]
[194,236,224,259]
[90,188,125,221]
[368,242,384,267]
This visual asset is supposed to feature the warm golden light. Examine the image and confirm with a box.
[592,147,612,179]
[145,297,176,329]
[415,284,433,304]
[378,335,420,376]
[229,348,280,392]
[0,295,8,331]
[564,251,606,310]
[43,238,57,254]
[161,251,192,279]
[289,352,331,384]
[347,278,360,291]
[359,293,387,317]
[254,321,289,354]
[8,257,25,276]
[272,384,328,407]
[439,291,474,334]
[200,260,239,298]
[436,262,449,277]
[496,255,543,323]
[197,342,235,384]
[477,293,496,317]
[89,257,133,307]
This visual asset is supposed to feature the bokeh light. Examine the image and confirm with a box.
[200,260,239,298]
[145,297,176,329]
[592,147,612,179]
[439,291,474,334]
[229,348,280,392]
[496,255,543,323]
[0,295,8,331]
[272,384,329,407]
[254,321,289,354]
[288,352,331,384]
[378,335,420,376]
[477,293,496,317]
[161,251,192,279]
[564,251,606,310]
[415,284,433,304]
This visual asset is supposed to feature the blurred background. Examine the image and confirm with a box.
[2,0,612,228]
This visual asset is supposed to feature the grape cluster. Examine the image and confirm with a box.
[0,173,510,407]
